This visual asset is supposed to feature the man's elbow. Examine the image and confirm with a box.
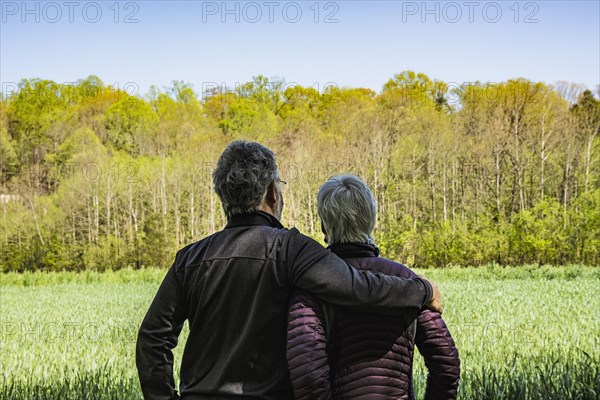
[135,326,156,377]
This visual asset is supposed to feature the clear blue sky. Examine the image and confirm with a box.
[1,1,599,96]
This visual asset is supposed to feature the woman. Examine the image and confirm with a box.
[287,174,460,400]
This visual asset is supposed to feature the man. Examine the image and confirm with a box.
[136,141,442,400]
[287,174,460,400]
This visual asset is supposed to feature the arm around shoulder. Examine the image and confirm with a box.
[287,230,433,314]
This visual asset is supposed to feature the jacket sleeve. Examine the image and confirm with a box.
[286,291,331,400]
[287,230,432,314]
[136,261,186,400]
[415,309,460,400]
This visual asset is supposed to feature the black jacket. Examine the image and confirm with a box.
[136,212,432,400]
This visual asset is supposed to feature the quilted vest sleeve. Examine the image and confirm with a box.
[286,290,331,400]
[415,309,461,400]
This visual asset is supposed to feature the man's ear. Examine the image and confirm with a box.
[265,180,278,208]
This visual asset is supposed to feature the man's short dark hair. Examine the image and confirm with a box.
[213,140,278,218]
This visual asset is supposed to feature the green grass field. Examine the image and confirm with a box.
[1,266,599,399]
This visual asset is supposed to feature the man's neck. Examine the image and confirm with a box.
[258,203,281,221]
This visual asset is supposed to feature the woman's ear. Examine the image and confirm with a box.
[321,222,328,243]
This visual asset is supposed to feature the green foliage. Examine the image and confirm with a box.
[138,212,172,268]
[508,199,564,264]
[1,73,599,271]
[104,97,159,155]
[279,85,322,138]
[0,125,18,183]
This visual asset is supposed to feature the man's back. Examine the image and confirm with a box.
[138,212,296,399]
[177,216,295,398]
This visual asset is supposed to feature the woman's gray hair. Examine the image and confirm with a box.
[213,140,279,219]
[317,174,377,245]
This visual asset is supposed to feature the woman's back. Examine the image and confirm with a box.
[287,243,460,400]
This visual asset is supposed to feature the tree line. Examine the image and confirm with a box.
[1,72,598,271]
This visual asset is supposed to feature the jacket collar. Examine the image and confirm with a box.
[327,242,380,258]
[225,211,284,229]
